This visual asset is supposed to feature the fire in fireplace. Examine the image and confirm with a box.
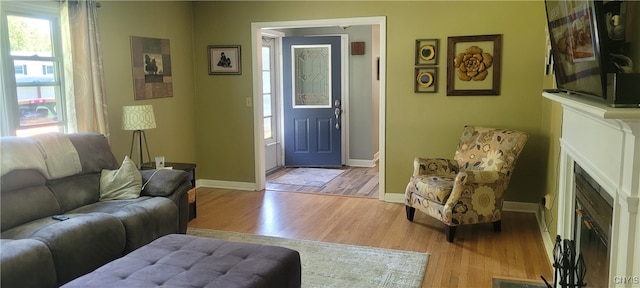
[573,164,613,288]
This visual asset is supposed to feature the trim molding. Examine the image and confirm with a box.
[347,159,376,168]
[197,179,257,191]
[384,192,405,203]
[503,201,554,266]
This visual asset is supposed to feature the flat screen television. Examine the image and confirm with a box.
[545,0,640,107]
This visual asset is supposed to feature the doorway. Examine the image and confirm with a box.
[251,17,387,200]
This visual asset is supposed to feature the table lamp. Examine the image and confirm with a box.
[122,105,156,169]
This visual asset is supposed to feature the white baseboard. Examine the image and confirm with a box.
[503,201,538,212]
[504,201,554,267]
[383,192,405,203]
[197,179,257,191]
[347,159,376,168]
[537,207,555,267]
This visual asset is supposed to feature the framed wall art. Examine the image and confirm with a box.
[446,34,502,96]
[415,39,439,66]
[130,36,173,100]
[208,45,241,75]
[415,67,438,93]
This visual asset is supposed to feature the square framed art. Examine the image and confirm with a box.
[446,34,502,96]
[415,67,438,93]
[130,36,173,100]
[208,45,241,75]
[415,39,439,66]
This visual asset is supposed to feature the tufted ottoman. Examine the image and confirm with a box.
[61,234,301,288]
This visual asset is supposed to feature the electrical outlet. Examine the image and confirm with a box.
[544,194,553,210]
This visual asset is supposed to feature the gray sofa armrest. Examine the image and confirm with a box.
[140,169,191,233]
[140,169,190,197]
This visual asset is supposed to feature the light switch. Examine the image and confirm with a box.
[246,97,252,107]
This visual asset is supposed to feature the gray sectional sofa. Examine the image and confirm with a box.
[0,133,192,287]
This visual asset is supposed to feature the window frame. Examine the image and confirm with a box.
[0,1,67,137]
[262,40,277,144]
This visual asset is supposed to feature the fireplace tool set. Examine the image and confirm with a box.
[541,235,587,288]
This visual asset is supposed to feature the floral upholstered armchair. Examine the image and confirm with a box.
[404,126,528,242]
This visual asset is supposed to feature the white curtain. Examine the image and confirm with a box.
[61,0,109,138]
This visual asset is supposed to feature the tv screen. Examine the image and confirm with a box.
[546,0,605,99]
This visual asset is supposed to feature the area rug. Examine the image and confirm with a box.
[187,228,428,288]
[269,168,345,187]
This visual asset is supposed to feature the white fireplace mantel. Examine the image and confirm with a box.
[542,92,640,287]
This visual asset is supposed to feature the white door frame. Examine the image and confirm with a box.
[250,16,387,201]
[261,30,285,173]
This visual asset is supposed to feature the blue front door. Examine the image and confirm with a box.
[283,36,342,167]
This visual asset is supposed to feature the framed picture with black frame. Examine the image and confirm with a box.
[208,45,241,75]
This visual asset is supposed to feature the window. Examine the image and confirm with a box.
[1,2,65,137]
[14,64,26,75]
[43,64,54,75]
[262,39,277,142]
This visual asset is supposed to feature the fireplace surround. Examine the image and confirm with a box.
[574,163,613,288]
[542,92,640,287]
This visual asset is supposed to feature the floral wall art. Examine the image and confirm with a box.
[446,34,502,96]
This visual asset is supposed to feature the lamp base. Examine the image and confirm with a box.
[129,130,152,169]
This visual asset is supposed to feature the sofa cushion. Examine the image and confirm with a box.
[1,239,57,288]
[100,156,142,201]
[2,213,127,286]
[67,133,119,174]
[69,197,178,253]
[1,169,62,232]
[47,173,101,212]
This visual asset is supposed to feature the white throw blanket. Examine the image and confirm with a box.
[31,133,82,179]
[0,137,49,178]
[0,133,82,179]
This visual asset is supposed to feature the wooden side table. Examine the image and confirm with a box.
[143,162,197,221]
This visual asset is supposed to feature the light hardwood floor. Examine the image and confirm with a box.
[266,166,379,198]
[188,188,553,287]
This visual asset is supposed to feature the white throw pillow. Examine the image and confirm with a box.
[99,156,142,201]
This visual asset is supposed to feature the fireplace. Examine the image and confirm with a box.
[543,92,640,288]
[574,164,613,288]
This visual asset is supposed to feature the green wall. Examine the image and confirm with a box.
[98,1,197,164]
[191,1,551,203]
[97,1,562,210]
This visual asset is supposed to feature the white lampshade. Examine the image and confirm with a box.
[122,105,156,131]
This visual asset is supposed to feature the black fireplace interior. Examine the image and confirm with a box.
[574,164,613,288]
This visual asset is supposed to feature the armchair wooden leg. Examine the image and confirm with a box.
[445,225,456,242]
[405,206,416,221]
[493,220,502,232]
